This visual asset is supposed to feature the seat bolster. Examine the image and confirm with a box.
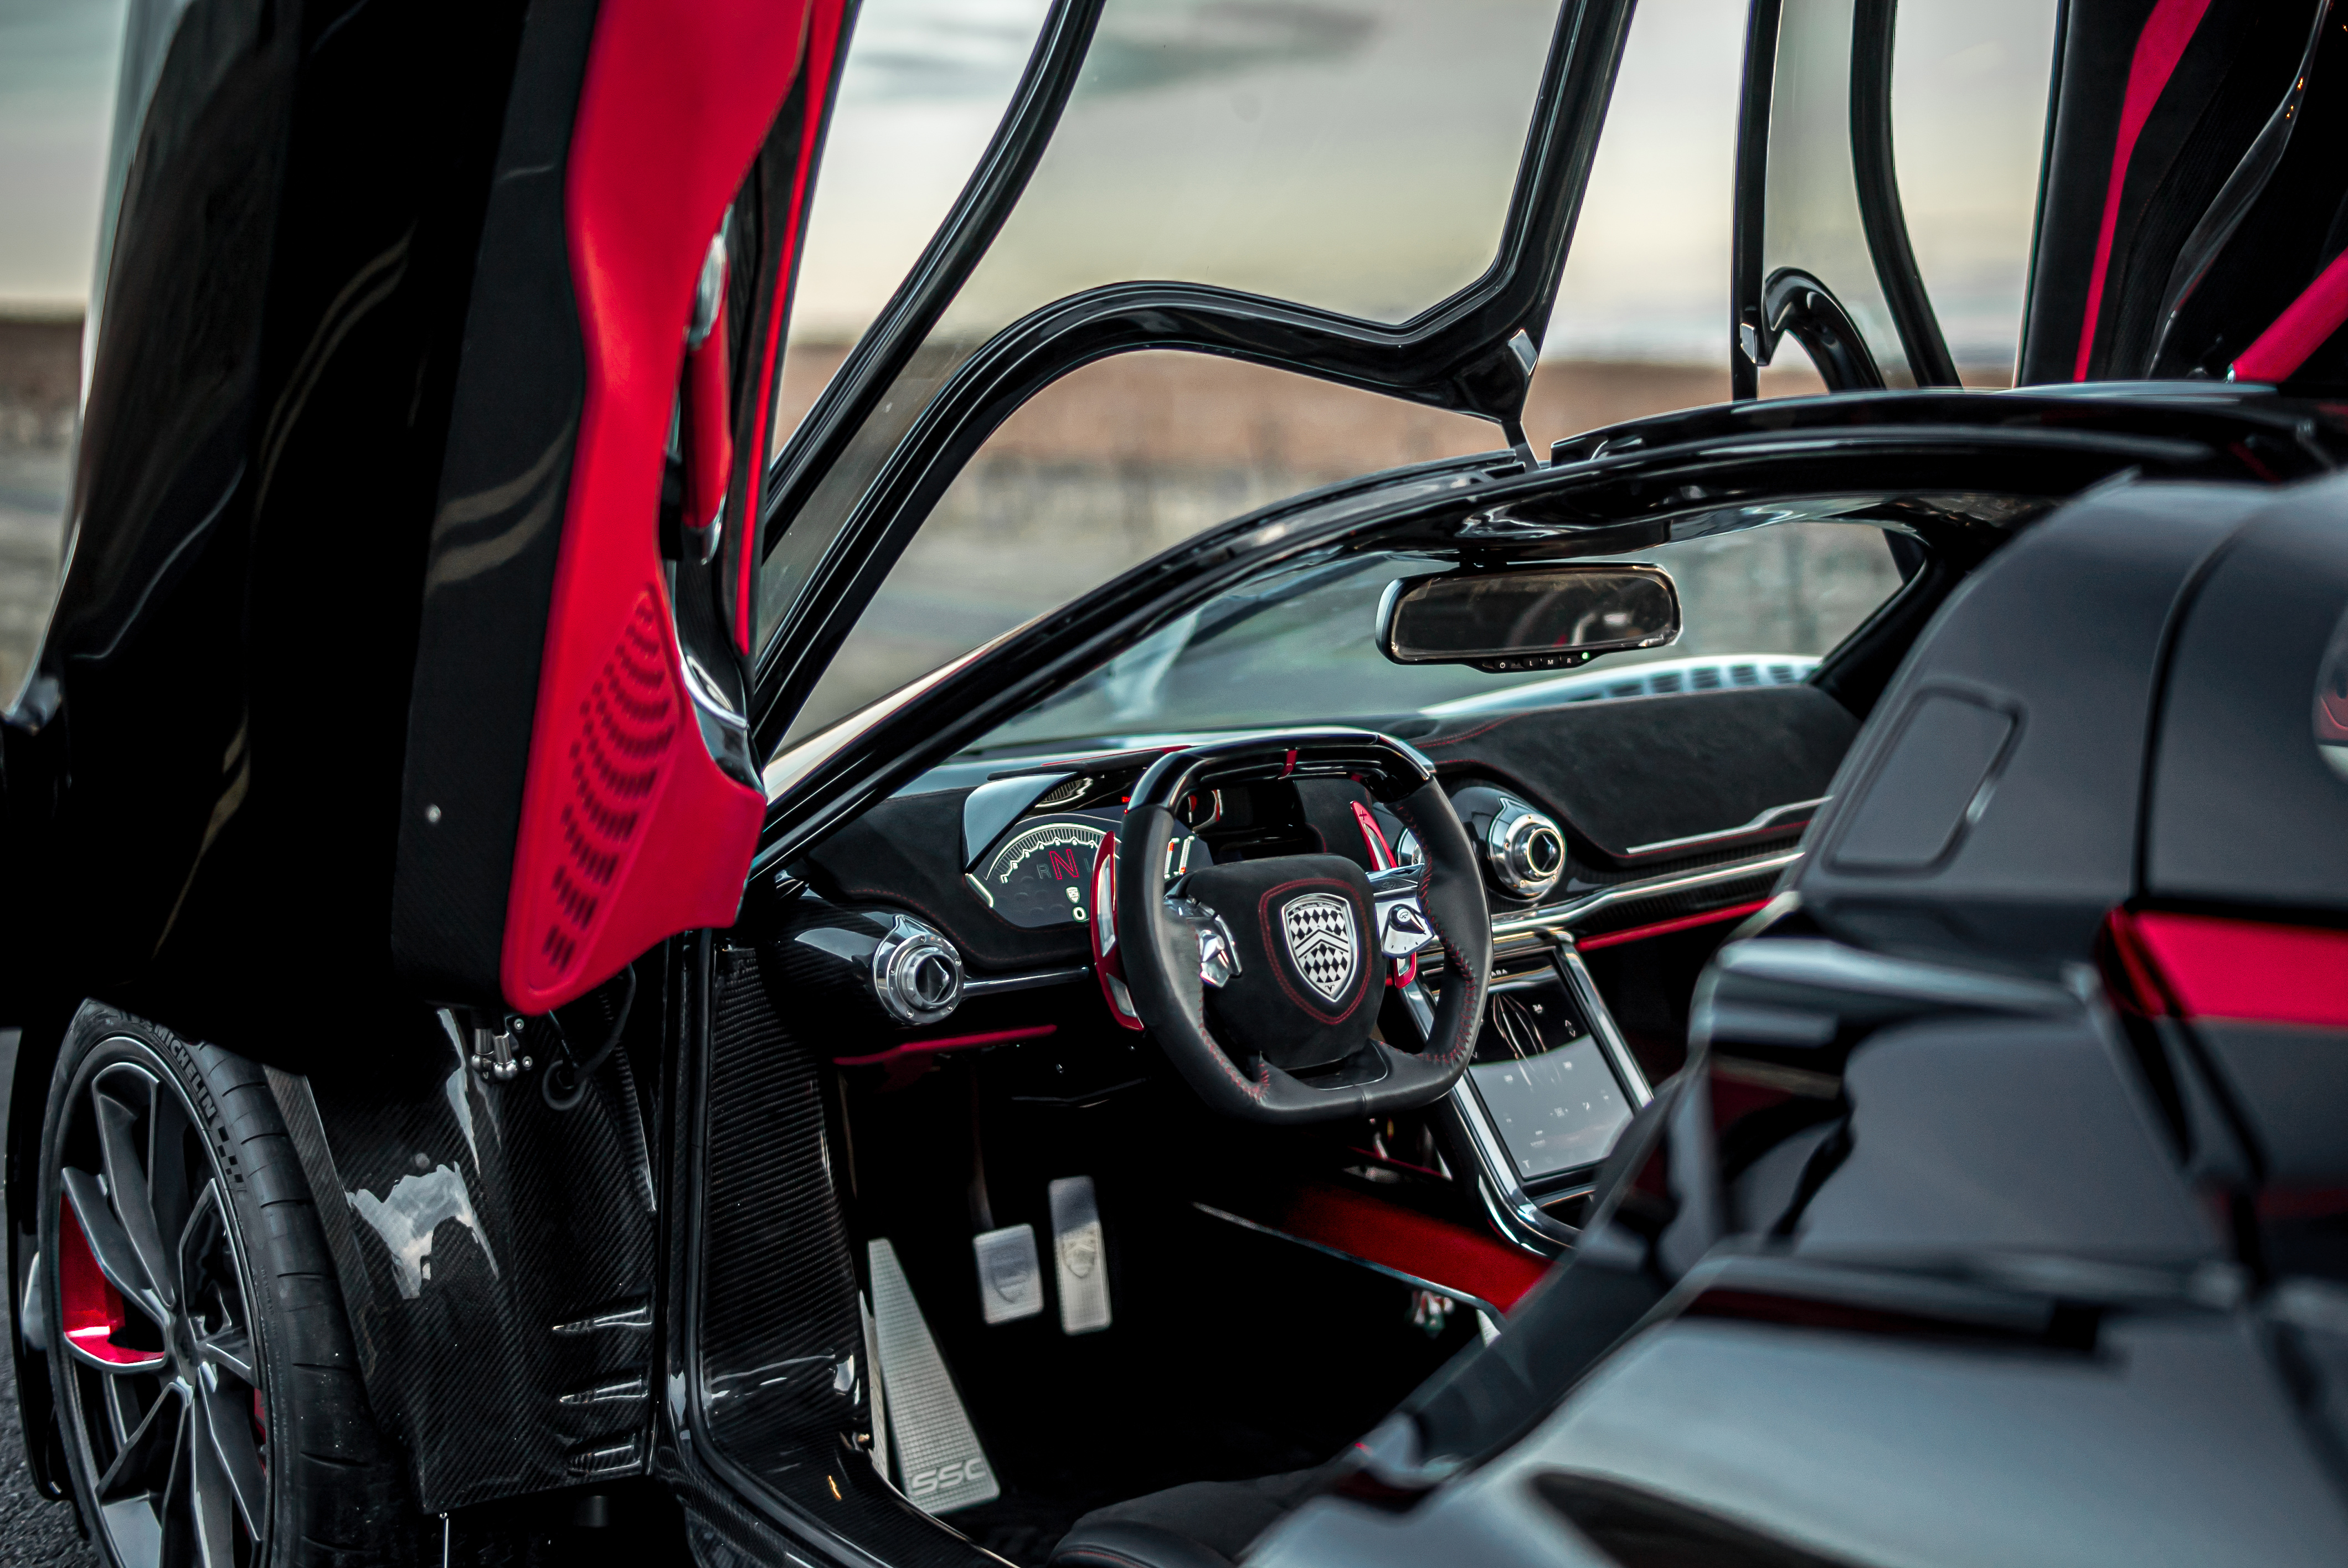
[1048,1519,1239,1568]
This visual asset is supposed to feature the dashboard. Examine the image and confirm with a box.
[779,684,1858,1252]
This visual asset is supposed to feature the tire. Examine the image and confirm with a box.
[35,1004,419,1567]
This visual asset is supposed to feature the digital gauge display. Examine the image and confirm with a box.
[970,816,1108,929]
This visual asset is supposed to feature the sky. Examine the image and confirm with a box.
[0,0,123,314]
[0,0,2056,363]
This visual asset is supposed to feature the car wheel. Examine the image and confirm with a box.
[37,1007,417,1567]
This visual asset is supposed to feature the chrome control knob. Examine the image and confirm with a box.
[872,915,964,1025]
[1451,786,1567,901]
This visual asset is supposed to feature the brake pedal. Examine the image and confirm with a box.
[867,1239,1000,1514]
[971,1223,1046,1324]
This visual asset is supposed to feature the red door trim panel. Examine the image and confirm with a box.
[503,0,816,1010]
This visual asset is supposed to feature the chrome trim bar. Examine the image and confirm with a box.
[1621,798,1824,859]
[959,964,1091,997]
[1491,850,1802,943]
[1437,942,1654,1258]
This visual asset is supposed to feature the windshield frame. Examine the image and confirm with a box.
[748,0,1642,761]
[750,383,2329,875]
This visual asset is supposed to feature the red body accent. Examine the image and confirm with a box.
[58,1202,162,1370]
[2231,246,2348,384]
[1265,1181,1549,1314]
[2110,909,2348,1029]
[1576,899,1772,953]
[684,295,734,547]
[2073,0,2214,380]
[502,0,816,1012]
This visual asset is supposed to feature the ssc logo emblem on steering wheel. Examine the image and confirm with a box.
[1280,893,1359,1003]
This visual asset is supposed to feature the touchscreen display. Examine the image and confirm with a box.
[1466,977,1634,1183]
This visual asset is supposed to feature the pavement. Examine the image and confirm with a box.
[0,1029,100,1566]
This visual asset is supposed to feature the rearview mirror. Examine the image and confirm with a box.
[1379,564,1681,673]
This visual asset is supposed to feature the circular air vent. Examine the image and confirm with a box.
[1450,786,1567,901]
[872,915,964,1025]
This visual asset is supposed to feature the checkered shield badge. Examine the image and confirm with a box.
[1280,892,1359,1004]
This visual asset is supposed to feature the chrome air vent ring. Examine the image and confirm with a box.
[1486,797,1566,900]
[873,915,964,1025]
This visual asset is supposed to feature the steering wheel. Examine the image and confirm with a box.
[1090,730,1492,1123]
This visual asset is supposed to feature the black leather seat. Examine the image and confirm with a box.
[1047,1466,1332,1567]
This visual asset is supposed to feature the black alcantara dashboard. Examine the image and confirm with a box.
[787,682,1855,973]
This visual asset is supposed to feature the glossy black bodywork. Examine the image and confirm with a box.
[386,0,601,1007]
[750,0,1641,755]
[12,0,2348,1557]
[1,0,528,1058]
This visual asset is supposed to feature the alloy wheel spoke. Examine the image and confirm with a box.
[95,1384,183,1504]
[146,1087,197,1285]
[183,1394,240,1568]
[61,1167,169,1325]
[193,1324,254,1385]
[159,1397,195,1568]
[198,1372,266,1536]
[94,1072,177,1311]
[175,1184,224,1320]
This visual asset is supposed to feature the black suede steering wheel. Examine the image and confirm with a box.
[1096,730,1492,1124]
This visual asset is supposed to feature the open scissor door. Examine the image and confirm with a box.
[392,0,853,1014]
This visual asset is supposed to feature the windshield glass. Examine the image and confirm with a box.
[965,517,1906,755]
[755,0,1565,649]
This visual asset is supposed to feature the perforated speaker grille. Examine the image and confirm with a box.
[533,589,678,988]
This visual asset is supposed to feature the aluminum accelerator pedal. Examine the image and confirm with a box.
[867,1237,1000,1515]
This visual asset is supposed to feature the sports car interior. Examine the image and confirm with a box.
[685,389,2346,1565]
[22,0,2348,1561]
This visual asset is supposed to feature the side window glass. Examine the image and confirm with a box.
[757,0,1565,654]
[1551,0,1788,386]
[781,350,1501,746]
[1890,0,2060,383]
[770,0,1055,463]
[1753,0,2057,393]
[1762,0,1912,385]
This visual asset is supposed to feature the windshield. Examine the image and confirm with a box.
[967,517,1906,754]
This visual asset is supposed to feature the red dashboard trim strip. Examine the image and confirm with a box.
[833,1025,1057,1068]
[1575,899,1772,953]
